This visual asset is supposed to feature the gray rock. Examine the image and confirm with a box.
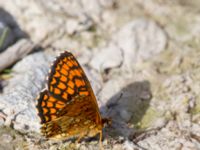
[0,1,200,150]
[99,0,117,8]
[138,121,199,150]
[82,65,103,96]
[123,140,140,150]
[0,52,53,132]
[0,133,13,143]
[81,0,102,22]
[113,19,167,70]
[90,44,123,72]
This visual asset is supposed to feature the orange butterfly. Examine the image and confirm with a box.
[36,51,110,149]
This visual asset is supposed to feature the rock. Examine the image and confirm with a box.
[137,121,198,150]
[0,133,13,143]
[0,0,200,150]
[0,118,4,127]
[82,65,103,96]
[113,19,167,70]
[98,77,125,107]
[0,52,53,132]
[89,44,123,72]
[0,126,27,150]
[65,18,94,35]
[123,140,139,150]
[81,0,102,22]
[0,39,35,72]
[65,19,79,35]
[99,0,117,8]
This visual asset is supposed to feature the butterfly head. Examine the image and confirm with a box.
[102,118,112,127]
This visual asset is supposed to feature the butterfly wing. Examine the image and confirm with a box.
[36,51,102,138]
[47,51,100,115]
[40,94,100,138]
[36,89,66,124]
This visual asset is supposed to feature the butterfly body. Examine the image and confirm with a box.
[36,51,109,147]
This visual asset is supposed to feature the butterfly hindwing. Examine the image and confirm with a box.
[40,95,99,138]
[36,89,66,124]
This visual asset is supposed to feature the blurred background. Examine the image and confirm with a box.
[0,0,200,150]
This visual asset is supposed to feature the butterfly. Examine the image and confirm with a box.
[36,51,110,149]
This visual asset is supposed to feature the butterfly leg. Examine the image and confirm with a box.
[76,132,86,143]
[99,130,103,150]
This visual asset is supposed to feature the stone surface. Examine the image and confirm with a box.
[0,0,200,150]
[0,52,53,132]
[90,44,123,72]
[113,19,167,71]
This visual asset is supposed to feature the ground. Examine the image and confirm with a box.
[0,0,200,150]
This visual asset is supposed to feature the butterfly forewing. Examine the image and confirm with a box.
[47,52,99,112]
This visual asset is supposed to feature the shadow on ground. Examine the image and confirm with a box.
[102,80,152,139]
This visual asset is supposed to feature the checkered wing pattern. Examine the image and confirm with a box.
[36,51,104,141]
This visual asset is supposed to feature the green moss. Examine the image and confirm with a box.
[136,107,159,129]
[130,100,160,129]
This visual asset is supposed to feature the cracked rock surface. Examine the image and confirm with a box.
[0,0,200,150]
